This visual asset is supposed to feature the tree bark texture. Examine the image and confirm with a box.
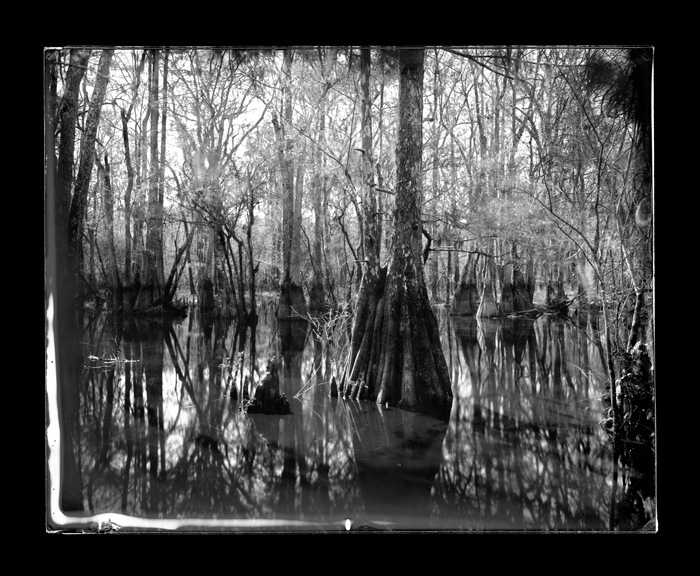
[56,50,90,266]
[308,114,326,313]
[120,51,146,302]
[345,48,382,389]
[346,49,452,416]
[137,49,164,309]
[452,254,479,315]
[500,244,533,314]
[276,50,307,319]
[500,260,515,314]
[96,153,123,312]
[121,110,134,295]
[246,181,259,327]
[158,50,169,279]
[429,55,441,301]
[47,49,87,511]
[511,245,534,313]
[477,256,500,318]
[471,62,488,200]
[308,49,336,313]
[67,49,114,282]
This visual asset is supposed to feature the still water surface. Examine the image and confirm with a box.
[48,305,647,532]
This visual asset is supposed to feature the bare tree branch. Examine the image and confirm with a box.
[441,47,514,80]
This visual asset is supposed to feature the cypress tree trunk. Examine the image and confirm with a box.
[119,51,146,313]
[452,254,479,315]
[429,54,441,302]
[472,62,488,200]
[275,49,307,319]
[130,110,149,309]
[137,49,163,310]
[477,256,500,318]
[512,267,533,312]
[308,49,336,313]
[526,247,536,303]
[500,260,515,314]
[510,244,534,313]
[49,48,90,512]
[246,179,259,327]
[67,49,114,286]
[96,153,123,312]
[56,49,90,276]
[291,160,307,314]
[308,118,326,313]
[158,50,169,283]
[121,110,135,311]
[345,47,381,396]
[346,49,452,416]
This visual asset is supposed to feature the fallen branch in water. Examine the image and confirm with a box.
[84,354,140,369]
[506,307,543,319]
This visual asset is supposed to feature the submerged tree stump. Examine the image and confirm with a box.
[246,357,291,415]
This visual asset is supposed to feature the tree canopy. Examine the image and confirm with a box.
[45,45,654,414]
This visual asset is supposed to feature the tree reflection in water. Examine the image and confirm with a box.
[432,315,615,530]
[53,306,651,531]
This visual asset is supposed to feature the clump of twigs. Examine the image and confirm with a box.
[294,302,354,397]
[543,298,573,317]
[301,302,353,348]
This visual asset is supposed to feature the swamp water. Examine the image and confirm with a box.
[46,304,653,532]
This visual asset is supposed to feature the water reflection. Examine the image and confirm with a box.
[433,316,612,530]
[47,307,650,531]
